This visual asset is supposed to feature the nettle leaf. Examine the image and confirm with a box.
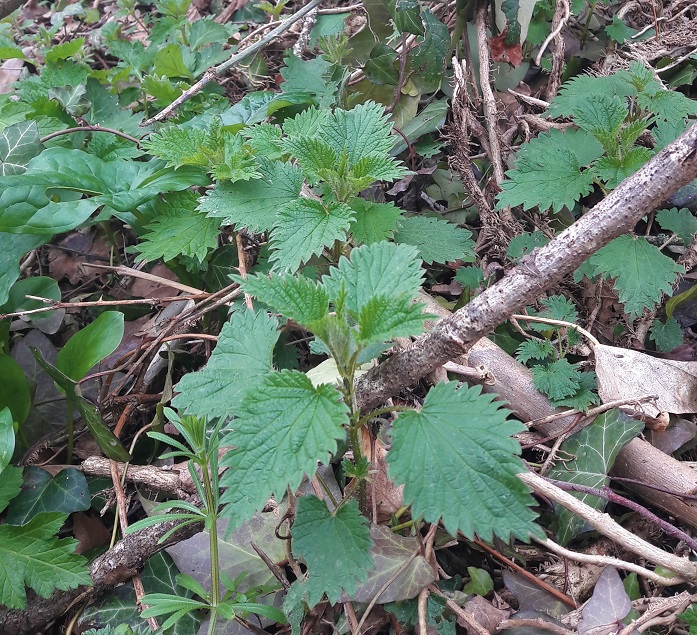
[200,160,303,232]
[387,382,542,541]
[547,410,644,544]
[0,511,91,609]
[531,358,581,402]
[172,311,279,420]
[637,84,697,122]
[349,198,402,244]
[0,120,43,175]
[292,496,373,607]
[394,216,475,264]
[5,467,90,525]
[241,272,330,328]
[649,318,683,352]
[57,311,124,382]
[570,93,626,152]
[327,101,395,164]
[553,371,599,411]
[220,370,349,530]
[506,230,549,263]
[656,207,697,244]
[594,147,652,189]
[322,242,425,315]
[587,235,683,320]
[548,73,636,118]
[515,339,554,364]
[242,123,283,159]
[135,190,220,264]
[270,199,354,272]
[496,128,603,213]
[143,126,209,168]
[356,295,431,345]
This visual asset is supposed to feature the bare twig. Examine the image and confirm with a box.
[40,125,142,146]
[84,263,204,294]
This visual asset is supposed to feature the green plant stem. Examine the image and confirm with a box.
[66,398,74,465]
[201,461,220,634]
[355,405,411,430]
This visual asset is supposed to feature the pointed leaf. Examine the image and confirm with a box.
[356,295,431,344]
[387,382,542,541]
[270,199,353,272]
[220,371,349,529]
[241,273,330,328]
[173,310,279,420]
[292,496,373,606]
[322,242,425,314]
[394,216,475,264]
[0,121,42,175]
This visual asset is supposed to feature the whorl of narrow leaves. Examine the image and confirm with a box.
[386,382,543,542]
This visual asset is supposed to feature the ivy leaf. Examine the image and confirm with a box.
[0,121,43,175]
[364,43,399,85]
[390,0,424,35]
[5,467,90,525]
[386,382,542,541]
[531,358,581,402]
[172,311,279,420]
[356,295,431,345]
[134,190,220,264]
[220,371,349,530]
[349,198,402,244]
[270,199,353,272]
[322,242,425,315]
[199,160,303,232]
[0,512,91,609]
[587,235,683,320]
[292,496,373,607]
[496,128,603,212]
[410,9,448,87]
[394,216,475,264]
[656,207,697,244]
[547,410,644,544]
[241,273,330,329]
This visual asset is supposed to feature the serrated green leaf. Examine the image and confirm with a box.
[45,38,85,63]
[454,265,484,291]
[322,242,425,315]
[270,199,353,272]
[199,160,303,232]
[349,198,402,244]
[540,294,579,323]
[172,310,279,420]
[552,371,599,411]
[356,295,431,345]
[143,126,209,169]
[496,128,603,213]
[594,147,652,189]
[604,15,639,43]
[570,93,626,152]
[220,371,349,529]
[241,273,330,329]
[6,467,90,525]
[0,121,43,175]
[587,235,683,319]
[135,190,220,264]
[242,123,283,159]
[656,207,697,244]
[394,216,475,264]
[57,311,124,382]
[279,55,340,107]
[637,84,697,122]
[547,409,644,544]
[530,358,580,401]
[292,496,373,607]
[0,512,91,609]
[679,605,697,634]
[189,17,234,50]
[515,339,554,364]
[548,73,636,118]
[649,318,683,352]
[387,382,542,541]
[506,230,549,262]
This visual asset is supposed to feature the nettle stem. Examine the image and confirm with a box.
[201,458,220,634]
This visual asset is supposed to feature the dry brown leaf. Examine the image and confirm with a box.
[595,343,697,421]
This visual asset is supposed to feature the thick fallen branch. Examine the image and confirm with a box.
[356,121,697,412]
